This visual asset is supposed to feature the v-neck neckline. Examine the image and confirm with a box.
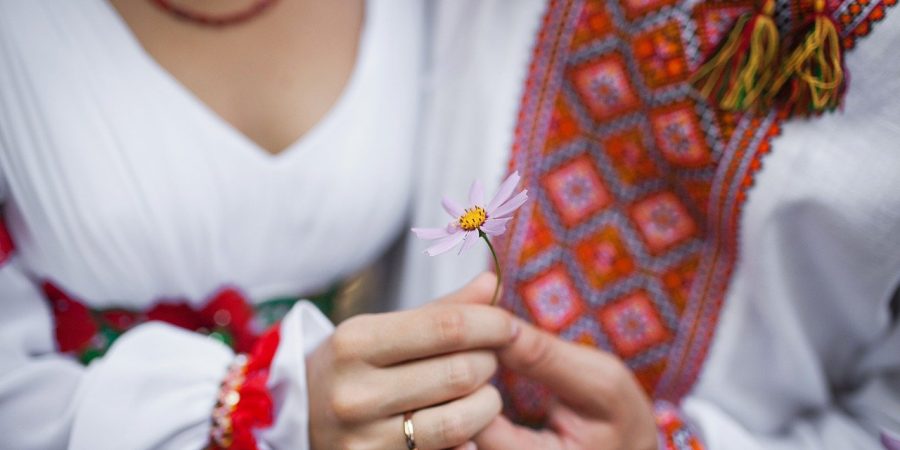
[98,0,374,165]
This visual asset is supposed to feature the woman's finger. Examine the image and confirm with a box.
[497,319,634,418]
[370,384,503,450]
[373,350,497,416]
[343,303,517,367]
[474,415,563,450]
[451,442,477,450]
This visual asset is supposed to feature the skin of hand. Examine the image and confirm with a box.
[474,320,659,450]
[305,273,518,450]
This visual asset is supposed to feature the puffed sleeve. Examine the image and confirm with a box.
[0,249,334,449]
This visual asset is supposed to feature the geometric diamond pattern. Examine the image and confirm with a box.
[570,53,642,122]
[521,266,585,332]
[543,155,613,227]
[650,104,713,168]
[620,0,678,20]
[574,225,635,288]
[633,21,689,88]
[630,192,697,254]
[498,0,896,424]
[598,290,672,358]
[602,128,660,186]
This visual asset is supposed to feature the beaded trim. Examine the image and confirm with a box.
[210,354,250,448]
[655,401,705,450]
[208,326,279,450]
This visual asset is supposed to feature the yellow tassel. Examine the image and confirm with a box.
[770,0,845,114]
[691,0,780,112]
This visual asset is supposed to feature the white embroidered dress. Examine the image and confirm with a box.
[0,0,421,448]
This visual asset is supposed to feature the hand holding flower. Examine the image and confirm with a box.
[474,320,658,450]
[306,274,517,450]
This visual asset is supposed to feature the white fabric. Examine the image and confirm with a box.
[399,1,900,448]
[396,0,548,307]
[0,0,420,448]
[259,302,333,450]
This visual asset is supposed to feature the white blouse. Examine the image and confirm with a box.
[0,0,422,448]
[397,1,900,448]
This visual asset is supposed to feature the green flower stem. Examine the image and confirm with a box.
[479,230,502,306]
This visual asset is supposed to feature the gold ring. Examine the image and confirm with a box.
[403,411,417,450]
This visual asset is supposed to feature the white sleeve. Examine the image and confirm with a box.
[682,316,900,449]
[674,10,900,447]
[257,302,334,449]
[0,254,334,449]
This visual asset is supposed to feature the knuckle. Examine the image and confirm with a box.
[495,312,514,342]
[334,436,354,450]
[332,316,369,360]
[435,309,467,348]
[437,412,469,445]
[445,356,477,393]
[515,331,554,371]
[481,351,499,376]
[339,436,369,450]
[484,385,503,414]
[329,385,368,423]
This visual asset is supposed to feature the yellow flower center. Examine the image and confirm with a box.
[458,207,487,231]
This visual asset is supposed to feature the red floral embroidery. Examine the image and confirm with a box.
[146,302,204,330]
[201,288,258,353]
[44,282,98,353]
[45,283,274,362]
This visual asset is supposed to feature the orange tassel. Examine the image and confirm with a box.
[692,0,780,112]
[770,0,846,115]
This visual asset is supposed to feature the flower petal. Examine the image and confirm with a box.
[491,190,528,219]
[424,231,466,256]
[411,227,450,241]
[487,171,521,214]
[442,197,465,218]
[481,217,512,236]
[469,180,484,206]
[458,231,478,255]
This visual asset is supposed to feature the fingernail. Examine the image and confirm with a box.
[463,442,477,450]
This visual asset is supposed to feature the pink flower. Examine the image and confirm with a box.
[412,171,528,256]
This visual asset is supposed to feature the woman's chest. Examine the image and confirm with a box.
[108,0,367,155]
[0,0,423,307]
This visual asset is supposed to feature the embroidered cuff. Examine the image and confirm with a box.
[654,401,705,450]
[209,326,281,450]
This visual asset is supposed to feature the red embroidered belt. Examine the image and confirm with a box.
[43,282,334,364]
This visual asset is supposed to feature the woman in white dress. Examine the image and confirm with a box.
[3,0,899,449]
[0,1,516,449]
